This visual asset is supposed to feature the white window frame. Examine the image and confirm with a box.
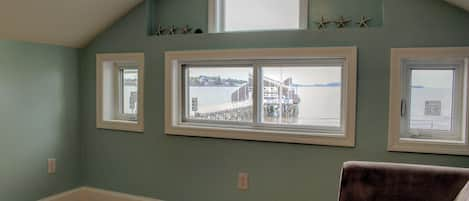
[96,53,144,132]
[208,0,309,33]
[388,47,469,155]
[165,47,357,146]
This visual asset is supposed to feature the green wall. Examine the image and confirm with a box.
[148,0,383,35]
[0,40,80,201]
[79,0,469,201]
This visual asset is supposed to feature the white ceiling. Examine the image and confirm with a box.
[446,0,469,12]
[0,0,143,48]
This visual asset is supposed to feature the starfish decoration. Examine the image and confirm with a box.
[181,25,193,34]
[315,16,330,30]
[168,25,177,35]
[334,16,352,29]
[155,25,166,36]
[356,16,372,28]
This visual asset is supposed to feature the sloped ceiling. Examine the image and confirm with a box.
[446,0,469,12]
[0,0,143,48]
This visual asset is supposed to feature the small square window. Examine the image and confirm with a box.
[209,0,308,33]
[400,62,464,142]
[388,47,469,155]
[96,53,144,132]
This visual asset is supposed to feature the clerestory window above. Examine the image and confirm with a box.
[208,0,308,33]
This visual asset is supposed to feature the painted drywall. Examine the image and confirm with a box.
[0,40,80,201]
[0,0,143,48]
[147,0,382,35]
[79,0,469,201]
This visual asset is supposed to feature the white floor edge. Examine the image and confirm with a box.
[38,186,162,201]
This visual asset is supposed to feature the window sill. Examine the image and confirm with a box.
[165,124,355,147]
[208,28,307,34]
[388,138,469,156]
[97,120,144,133]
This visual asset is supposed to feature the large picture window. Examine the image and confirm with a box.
[388,47,469,155]
[165,48,357,146]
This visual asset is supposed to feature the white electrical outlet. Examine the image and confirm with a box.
[238,172,248,190]
[48,159,56,174]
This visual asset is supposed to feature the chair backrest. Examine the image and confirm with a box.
[338,161,469,201]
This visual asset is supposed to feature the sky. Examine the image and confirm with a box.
[263,67,341,84]
[188,67,454,87]
[188,66,342,85]
[189,67,252,80]
[411,69,454,89]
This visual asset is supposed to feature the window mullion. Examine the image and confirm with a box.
[119,68,125,116]
[299,0,309,29]
[253,64,262,125]
[452,65,464,138]
[219,0,225,32]
[113,64,121,120]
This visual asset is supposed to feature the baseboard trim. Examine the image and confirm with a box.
[38,188,84,201]
[39,186,162,201]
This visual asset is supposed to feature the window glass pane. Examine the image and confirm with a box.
[409,69,454,131]
[185,67,253,122]
[224,0,301,32]
[261,66,342,127]
[122,68,138,116]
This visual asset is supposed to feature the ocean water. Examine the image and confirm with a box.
[188,86,341,127]
[296,87,341,127]
[188,86,453,130]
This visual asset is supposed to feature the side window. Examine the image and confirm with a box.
[402,66,462,140]
[96,53,144,132]
[388,48,469,155]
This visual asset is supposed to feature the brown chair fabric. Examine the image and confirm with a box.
[454,181,469,201]
[338,161,469,201]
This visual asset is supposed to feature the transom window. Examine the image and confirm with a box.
[165,48,357,146]
[388,47,469,156]
[208,0,308,33]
